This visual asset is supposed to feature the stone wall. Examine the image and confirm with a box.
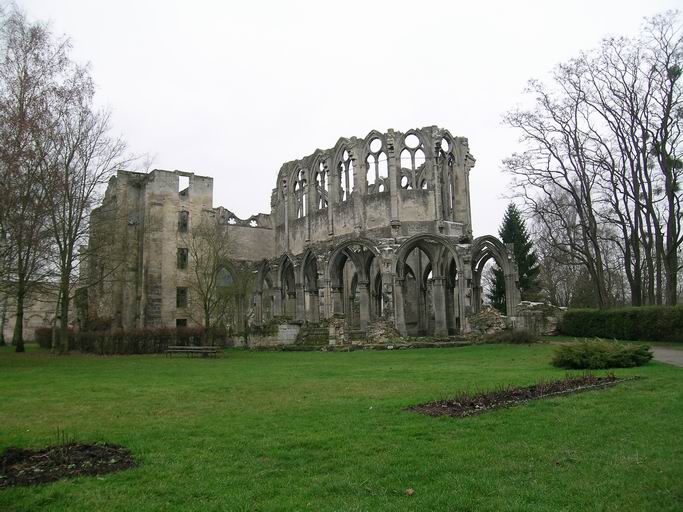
[79,126,522,344]
[249,323,301,348]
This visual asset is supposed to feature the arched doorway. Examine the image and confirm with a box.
[301,251,320,323]
[395,235,465,337]
[471,236,520,317]
[327,240,379,333]
[279,257,297,319]
[254,261,275,325]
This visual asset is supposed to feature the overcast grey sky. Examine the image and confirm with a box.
[19,0,681,236]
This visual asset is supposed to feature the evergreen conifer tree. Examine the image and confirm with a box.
[487,203,540,313]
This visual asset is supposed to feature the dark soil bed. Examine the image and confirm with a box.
[406,374,639,418]
[0,442,135,487]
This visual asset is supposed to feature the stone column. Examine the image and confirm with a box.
[331,286,344,316]
[432,131,444,222]
[283,184,290,253]
[380,247,395,322]
[273,286,283,317]
[386,130,400,226]
[357,280,370,332]
[295,283,305,322]
[254,291,263,325]
[393,277,407,336]
[505,273,520,316]
[471,284,482,314]
[349,141,363,232]
[308,291,320,323]
[432,276,448,337]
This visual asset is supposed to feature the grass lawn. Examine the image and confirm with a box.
[0,344,681,511]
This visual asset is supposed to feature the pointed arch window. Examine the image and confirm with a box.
[315,162,328,209]
[294,169,308,218]
[338,150,354,202]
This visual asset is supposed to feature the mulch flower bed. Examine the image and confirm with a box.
[0,443,135,488]
[406,374,639,418]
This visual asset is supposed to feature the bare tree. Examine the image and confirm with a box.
[186,214,232,335]
[39,72,127,353]
[0,8,65,351]
[505,11,682,307]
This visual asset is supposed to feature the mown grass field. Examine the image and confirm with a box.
[0,343,681,511]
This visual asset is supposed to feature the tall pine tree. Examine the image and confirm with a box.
[487,203,540,313]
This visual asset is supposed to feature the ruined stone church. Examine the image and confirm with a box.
[83,126,520,341]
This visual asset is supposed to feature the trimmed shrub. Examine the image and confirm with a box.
[551,339,653,369]
[34,327,53,349]
[557,305,683,342]
[72,326,211,355]
[34,327,75,350]
[481,329,540,344]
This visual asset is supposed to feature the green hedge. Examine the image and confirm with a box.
[557,305,683,342]
[34,327,76,350]
[74,327,208,355]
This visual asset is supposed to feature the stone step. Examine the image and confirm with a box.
[349,330,367,340]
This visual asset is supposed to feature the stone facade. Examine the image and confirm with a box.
[84,126,521,339]
[1,285,62,342]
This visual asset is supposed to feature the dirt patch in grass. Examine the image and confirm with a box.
[0,443,135,487]
[406,374,639,418]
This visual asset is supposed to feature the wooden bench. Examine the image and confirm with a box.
[165,346,220,358]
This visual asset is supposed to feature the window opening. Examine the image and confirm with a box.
[178,211,189,233]
[176,287,188,308]
[177,248,188,269]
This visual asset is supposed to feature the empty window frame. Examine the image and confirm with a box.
[176,287,188,308]
[178,211,189,232]
[177,248,188,269]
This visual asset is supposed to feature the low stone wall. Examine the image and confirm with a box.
[249,323,301,348]
[510,302,565,335]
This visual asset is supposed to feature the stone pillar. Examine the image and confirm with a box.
[386,130,400,226]
[308,291,320,323]
[380,247,395,322]
[432,277,448,336]
[254,291,263,325]
[283,184,290,253]
[295,284,305,322]
[331,286,344,316]
[432,131,444,222]
[445,285,454,334]
[358,280,370,332]
[505,273,520,316]
[273,286,283,316]
[393,277,407,337]
[471,285,482,314]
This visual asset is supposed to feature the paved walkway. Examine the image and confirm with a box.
[652,347,683,367]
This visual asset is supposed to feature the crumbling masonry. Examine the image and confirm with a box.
[84,127,521,340]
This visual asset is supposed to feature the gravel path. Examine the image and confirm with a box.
[652,347,683,367]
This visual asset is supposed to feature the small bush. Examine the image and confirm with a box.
[551,339,653,369]
[34,327,75,349]
[34,327,53,349]
[481,329,539,344]
[558,305,683,342]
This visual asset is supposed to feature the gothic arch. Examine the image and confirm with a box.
[327,238,380,331]
[394,234,467,337]
[327,238,380,286]
[470,235,520,316]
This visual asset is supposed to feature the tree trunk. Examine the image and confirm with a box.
[58,277,70,354]
[0,297,6,346]
[13,285,25,353]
